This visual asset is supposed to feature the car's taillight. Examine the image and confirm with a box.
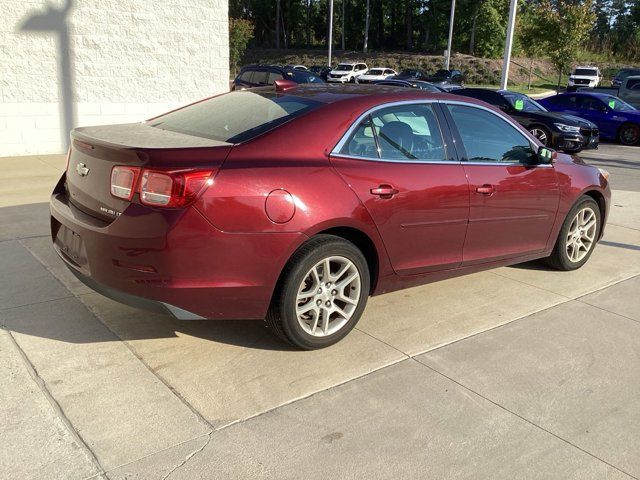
[139,169,214,208]
[111,166,141,200]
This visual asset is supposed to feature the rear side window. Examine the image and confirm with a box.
[149,91,323,143]
[251,71,269,85]
[267,72,284,84]
[341,104,446,161]
[446,104,535,164]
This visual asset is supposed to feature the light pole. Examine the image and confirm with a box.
[445,0,455,70]
[328,0,334,66]
[500,0,518,89]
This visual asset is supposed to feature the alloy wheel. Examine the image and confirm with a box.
[530,128,548,145]
[620,124,640,145]
[295,256,361,337]
[565,207,598,263]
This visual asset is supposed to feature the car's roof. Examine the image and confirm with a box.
[251,83,472,107]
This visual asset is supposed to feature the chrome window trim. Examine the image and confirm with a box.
[331,98,551,168]
[442,100,546,166]
[329,99,440,159]
[335,153,463,165]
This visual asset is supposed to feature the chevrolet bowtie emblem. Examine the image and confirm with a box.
[76,162,90,177]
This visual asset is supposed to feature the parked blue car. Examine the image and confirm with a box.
[539,92,640,145]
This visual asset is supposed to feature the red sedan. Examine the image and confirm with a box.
[50,83,611,349]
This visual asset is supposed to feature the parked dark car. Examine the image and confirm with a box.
[309,65,332,81]
[393,69,430,81]
[232,64,323,90]
[612,68,640,88]
[539,92,640,145]
[374,79,445,92]
[453,88,599,153]
[426,69,465,90]
[51,83,610,349]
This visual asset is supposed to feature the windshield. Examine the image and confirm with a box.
[149,91,323,143]
[288,71,324,83]
[431,70,449,79]
[616,69,640,80]
[604,96,636,112]
[574,68,598,76]
[504,93,546,112]
[336,64,354,71]
[368,69,384,75]
[413,82,441,92]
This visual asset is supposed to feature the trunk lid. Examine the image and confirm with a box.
[66,123,232,222]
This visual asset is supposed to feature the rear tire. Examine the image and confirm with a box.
[545,196,601,271]
[618,123,640,146]
[266,235,370,350]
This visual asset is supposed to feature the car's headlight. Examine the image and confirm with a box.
[598,168,610,180]
[554,123,581,133]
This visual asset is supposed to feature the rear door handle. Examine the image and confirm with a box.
[370,185,399,197]
[475,184,496,195]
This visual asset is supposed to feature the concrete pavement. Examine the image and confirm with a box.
[1,143,639,479]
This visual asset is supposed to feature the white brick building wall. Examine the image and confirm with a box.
[1,0,229,156]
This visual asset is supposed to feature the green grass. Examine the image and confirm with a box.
[467,84,553,95]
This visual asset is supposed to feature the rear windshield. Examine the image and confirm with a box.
[149,91,322,143]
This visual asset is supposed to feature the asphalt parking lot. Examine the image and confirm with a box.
[1,143,639,479]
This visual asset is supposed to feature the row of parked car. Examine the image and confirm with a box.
[231,63,640,147]
[233,63,465,91]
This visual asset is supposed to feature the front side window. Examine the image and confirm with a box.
[340,104,446,161]
[627,78,640,90]
[446,104,536,164]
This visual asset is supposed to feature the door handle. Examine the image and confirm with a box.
[475,184,496,195]
[370,185,399,197]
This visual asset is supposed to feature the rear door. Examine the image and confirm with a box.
[443,102,560,264]
[330,102,469,275]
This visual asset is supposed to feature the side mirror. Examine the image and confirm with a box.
[537,146,557,164]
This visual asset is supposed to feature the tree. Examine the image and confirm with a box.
[229,18,254,74]
[536,0,596,91]
[517,1,547,89]
[474,0,510,58]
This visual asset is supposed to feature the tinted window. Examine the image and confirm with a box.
[574,68,598,76]
[341,116,377,158]
[369,69,384,75]
[150,91,323,143]
[371,104,446,161]
[503,93,545,112]
[251,70,269,85]
[447,104,535,164]
[336,64,354,71]
[575,96,604,111]
[628,78,640,90]
[357,64,367,71]
[239,70,254,82]
[267,72,284,84]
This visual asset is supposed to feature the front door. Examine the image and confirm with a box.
[443,103,560,265]
[331,102,469,275]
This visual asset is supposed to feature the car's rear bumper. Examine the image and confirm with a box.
[50,175,305,320]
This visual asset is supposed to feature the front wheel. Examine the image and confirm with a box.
[546,196,601,271]
[529,126,551,146]
[266,235,370,350]
[618,123,640,146]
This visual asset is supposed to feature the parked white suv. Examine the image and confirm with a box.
[327,63,368,83]
[568,66,602,89]
[356,67,397,84]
